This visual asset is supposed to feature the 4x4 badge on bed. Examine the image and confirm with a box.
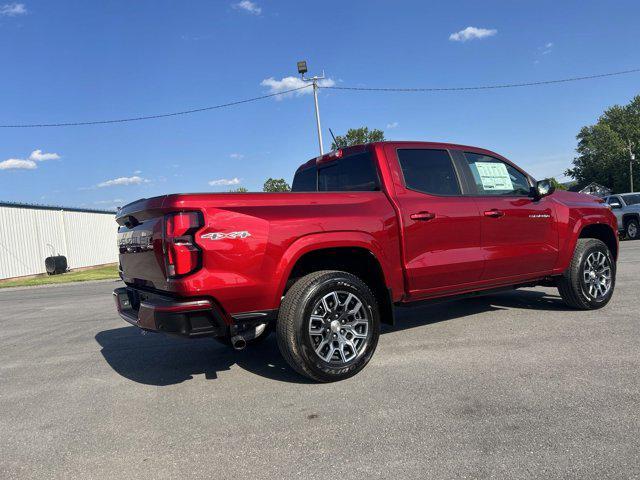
[201,231,251,241]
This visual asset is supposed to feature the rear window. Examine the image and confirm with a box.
[291,167,316,192]
[318,152,379,192]
[292,152,380,192]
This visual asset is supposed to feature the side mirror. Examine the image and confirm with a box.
[531,179,556,199]
[609,201,622,209]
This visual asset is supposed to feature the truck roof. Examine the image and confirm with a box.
[296,141,508,172]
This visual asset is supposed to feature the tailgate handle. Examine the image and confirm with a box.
[410,211,436,221]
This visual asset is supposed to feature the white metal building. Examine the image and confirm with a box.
[0,202,118,280]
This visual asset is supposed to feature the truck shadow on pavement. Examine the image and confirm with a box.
[389,288,572,331]
[94,328,310,385]
[95,289,570,385]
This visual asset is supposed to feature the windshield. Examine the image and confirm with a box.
[621,194,640,206]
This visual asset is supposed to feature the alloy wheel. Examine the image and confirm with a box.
[308,290,371,364]
[582,251,612,300]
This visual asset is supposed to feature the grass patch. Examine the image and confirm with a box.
[0,264,119,289]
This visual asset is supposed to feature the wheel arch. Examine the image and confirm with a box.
[622,212,640,227]
[578,223,619,260]
[274,233,398,325]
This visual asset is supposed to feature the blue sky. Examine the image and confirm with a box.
[0,0,639,209]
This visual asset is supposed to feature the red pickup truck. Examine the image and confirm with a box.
[114,141,618,382]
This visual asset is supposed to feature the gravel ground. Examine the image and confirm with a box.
[1,241,638,479]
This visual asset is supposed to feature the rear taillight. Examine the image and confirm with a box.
[163,211,202,278]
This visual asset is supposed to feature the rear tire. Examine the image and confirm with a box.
[276,270,380,382]
[557,238,615,310]
[625,218,639,240]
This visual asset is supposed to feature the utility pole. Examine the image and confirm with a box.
[629,140,636,192]
[297,61,324,155]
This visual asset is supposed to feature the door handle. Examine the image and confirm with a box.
[484,209,504,218]
[410,211,436,221]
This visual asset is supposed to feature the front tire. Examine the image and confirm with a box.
[557,238,615,309]
[276,270,380,382]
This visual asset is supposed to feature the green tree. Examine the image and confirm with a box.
[331,127,385,150]
[263,178,291,192]
[549,178,567,191]
[566,95,640,193]
[229,186,248,193]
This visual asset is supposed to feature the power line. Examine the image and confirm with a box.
[322,68,640,92]
[0,68,638,128]
[0,85,312,128]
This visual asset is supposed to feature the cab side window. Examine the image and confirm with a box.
[624,194,640,205]
[464,152,530,196]
[397,149,461,195]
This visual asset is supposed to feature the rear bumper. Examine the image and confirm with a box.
[113,287,227,338]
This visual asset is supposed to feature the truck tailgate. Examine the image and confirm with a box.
[116,196,169,291]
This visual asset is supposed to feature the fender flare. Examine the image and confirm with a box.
[622,212,640,227]
[272,231,396,306]
[555,215,618,273]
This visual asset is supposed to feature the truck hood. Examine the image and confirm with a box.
[550,190,606,207]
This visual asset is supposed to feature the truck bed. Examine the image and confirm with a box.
[116,191,403,314]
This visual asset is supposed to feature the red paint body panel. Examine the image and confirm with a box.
[549,190,619,273]
[382,143,484,297]
[116,141,617,318]
[118,189,403,314]
[473,195,558,280]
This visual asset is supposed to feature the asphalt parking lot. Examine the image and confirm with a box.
[1,242,639,480]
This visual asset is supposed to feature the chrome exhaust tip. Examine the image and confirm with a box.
[230,335,247,351]
[230,323,268,350]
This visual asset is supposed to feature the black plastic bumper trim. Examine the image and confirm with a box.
[231,309,278,324]
[113,287,227,338]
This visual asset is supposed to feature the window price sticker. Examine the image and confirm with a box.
[475,162,514,191]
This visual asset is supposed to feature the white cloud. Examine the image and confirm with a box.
[0,158,37,170]
[133,169,142,174]
[98,176,148,187]
[233,0,261,15]
[208,177,241,186]
[0,3,27,16]
[534,42,554,63]
[386,122,399,129]
[229,153,244,159]
[0,147,60,171]
[29,149,60,161]
[260,76,336,100]
[449,26,497,42]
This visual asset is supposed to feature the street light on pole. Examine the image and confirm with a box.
[298,60,325,155]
